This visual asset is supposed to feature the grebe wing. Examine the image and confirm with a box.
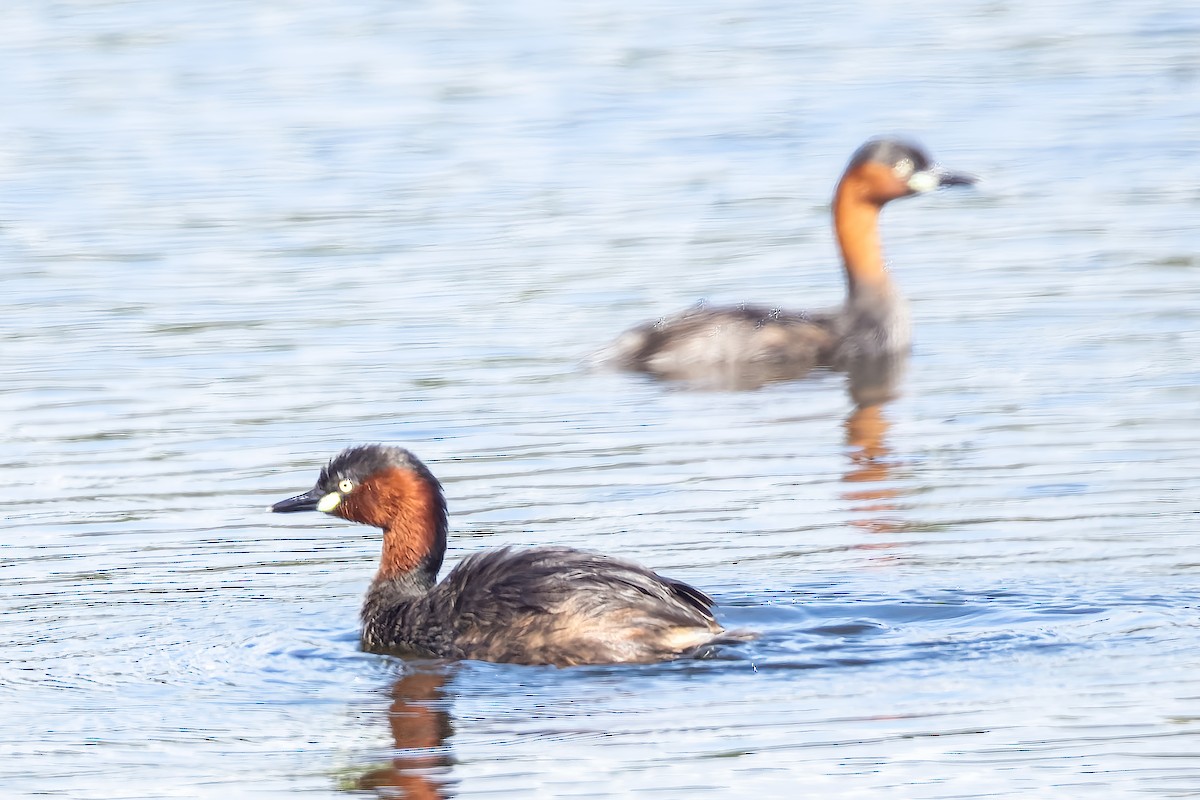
[435,547,724,664]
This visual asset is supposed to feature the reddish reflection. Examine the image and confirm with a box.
[843,403,905,534]
[355,668,454,799]
[843,357,907,536]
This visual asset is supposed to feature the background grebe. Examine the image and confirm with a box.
[601,137,974,387]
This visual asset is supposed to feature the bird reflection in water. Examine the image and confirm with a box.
[353,668,455,799]
[842,356,908,537]
[617,350,913,537]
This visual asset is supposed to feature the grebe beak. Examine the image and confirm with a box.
[934,168,977,188]
[270,487,323,513]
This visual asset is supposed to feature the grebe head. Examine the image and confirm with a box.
[271,445,449,580]
[841,138,976,205]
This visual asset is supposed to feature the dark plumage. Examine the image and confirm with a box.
[271,445,751,666]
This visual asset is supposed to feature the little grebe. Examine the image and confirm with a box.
[270,444,749,666]
[602,137,975,385]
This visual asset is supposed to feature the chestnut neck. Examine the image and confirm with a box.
[833,172,892,299]
[344,467,448,593]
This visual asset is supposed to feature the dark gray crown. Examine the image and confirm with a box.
[316,444,440,493]
[847,137,932,173]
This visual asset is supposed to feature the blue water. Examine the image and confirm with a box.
[2,1,1199,797]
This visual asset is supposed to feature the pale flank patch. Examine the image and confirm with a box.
[661,626,720,652]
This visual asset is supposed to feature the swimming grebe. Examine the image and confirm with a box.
[602,138,975,385]
[270,444,748,666]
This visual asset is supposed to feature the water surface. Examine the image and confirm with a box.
[2,1,1199,797]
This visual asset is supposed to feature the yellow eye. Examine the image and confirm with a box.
[338,479,354,493]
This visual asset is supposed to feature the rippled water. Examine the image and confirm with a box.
[3,1,1200,797]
